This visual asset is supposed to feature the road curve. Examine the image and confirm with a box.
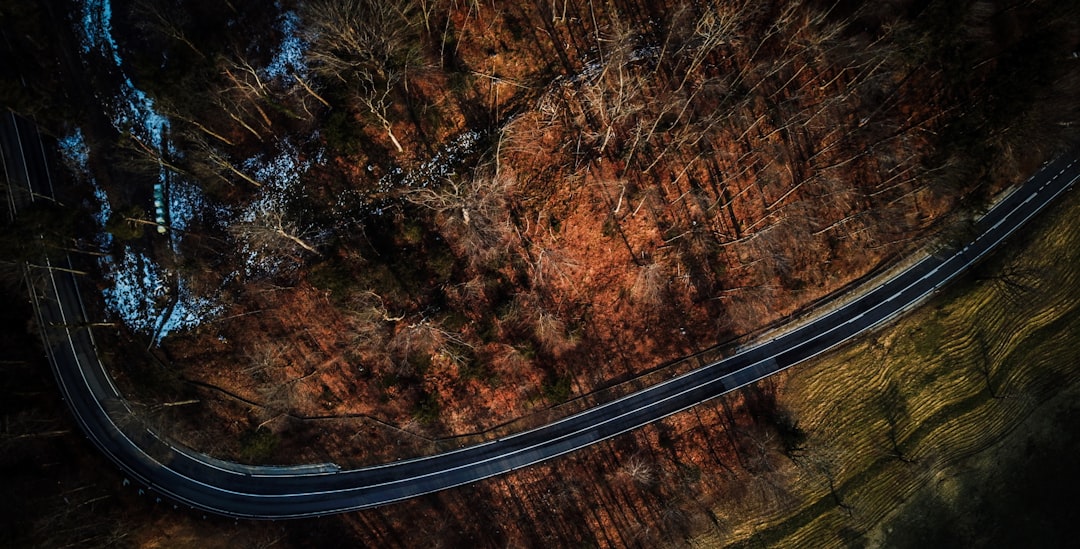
[5,112,1080,518]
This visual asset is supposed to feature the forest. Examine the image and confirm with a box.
[2,0,1079,546]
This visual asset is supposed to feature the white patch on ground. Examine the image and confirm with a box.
[264,8,308,82]
[231,138,315,277]
[99,248,222,342]
[114,80,171,150]
[243,138,310,197]
[396,130,481,190]
[167,178,206,233]
[156,277,224,342]
[79,0,122,66]
[57,128,91,175]
[78,0,170,148]
[101,247,168,334]
[333,131,483,220]
[58,128,113,247]
[76,0,224,342]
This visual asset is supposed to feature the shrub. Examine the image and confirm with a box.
[238,428,278,463]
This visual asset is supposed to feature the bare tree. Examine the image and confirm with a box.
[354,71,405,152]
[179,130,264,188]
[533,309,569,352]
[244,342,285,382]
[630,261,668,309]
[302,0,421,152]
[530,244,581,291]
[614,453,657,488]
[402,169,514,267]
[302,0,420,82]
[878,379,913,464]
[218,52,285,132]
[389,318,469,375]
[229,203,321,268]
[132,0,206,59]
[978,262,1040,306]
[673,1,745,90]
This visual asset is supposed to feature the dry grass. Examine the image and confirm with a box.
[691,188,1080,547]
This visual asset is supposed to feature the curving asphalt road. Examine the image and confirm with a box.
[5,111,1079,518]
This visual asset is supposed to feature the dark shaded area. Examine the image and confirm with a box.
[0,282,131,547]
[882,396,1080,548]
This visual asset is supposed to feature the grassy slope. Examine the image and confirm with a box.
[691,184,1080,547]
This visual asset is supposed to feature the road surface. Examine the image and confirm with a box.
[4,112,1079,518]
